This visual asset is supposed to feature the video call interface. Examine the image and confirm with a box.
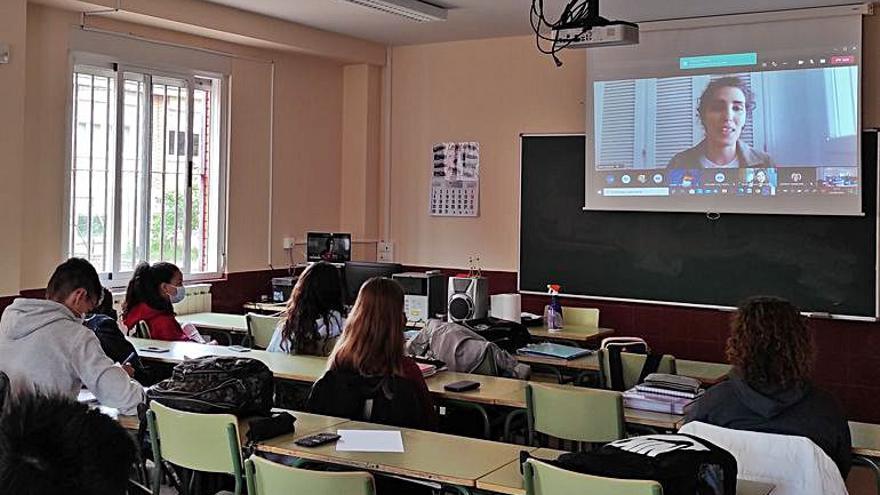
[592,49,860,203]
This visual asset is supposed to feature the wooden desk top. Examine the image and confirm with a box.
[243,302,286,313]
[527,325,614,343]
[516,353,731,386]
[851,421,880,457]
[476,448,565,495]
[257,419,534,487]
[426,371,529,407]
[178,312,248,332]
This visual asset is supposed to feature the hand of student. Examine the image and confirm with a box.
[122,363,136,378]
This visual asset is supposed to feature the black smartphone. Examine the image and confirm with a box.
[444,380,481,392]
[294,432,341,448]
[139,347,170,353]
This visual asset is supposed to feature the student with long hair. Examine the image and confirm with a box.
[308,277,437,429]
[266,262,346,356]
[686,296,851,476]
[122,262,206,342]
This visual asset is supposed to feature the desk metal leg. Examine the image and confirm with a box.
[504,409,527,443]
[853,455,880,495]
[444,400,491,439]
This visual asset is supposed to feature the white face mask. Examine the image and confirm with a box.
[169,285,186,304]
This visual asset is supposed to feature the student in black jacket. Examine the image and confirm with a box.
[84,288,152,385]
[685,296,851,477]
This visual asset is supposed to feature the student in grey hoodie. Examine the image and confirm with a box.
[0,258,145,415]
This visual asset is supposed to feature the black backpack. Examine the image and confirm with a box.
[307,369,430,430]
[542,434,738,495]
[147,356,274,416]
[463,317,531,353]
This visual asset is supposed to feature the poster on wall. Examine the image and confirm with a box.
[429,141,480,217]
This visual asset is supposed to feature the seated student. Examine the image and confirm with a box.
[0,390,136,495]
[266,261,346,356]
[0,258,144,415]
[686,296,851,477]
[307,277,437,430]
[122,261,209,343]
[85,288,151,385]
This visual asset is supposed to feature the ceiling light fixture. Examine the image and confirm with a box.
[341,0,447,23]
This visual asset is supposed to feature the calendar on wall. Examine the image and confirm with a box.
[430,142,480,217]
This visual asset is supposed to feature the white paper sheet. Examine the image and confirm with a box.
[335,429,405,453]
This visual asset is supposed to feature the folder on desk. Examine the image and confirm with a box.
[516,342,593,360]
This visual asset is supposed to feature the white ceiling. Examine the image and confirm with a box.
[200,0,863,46]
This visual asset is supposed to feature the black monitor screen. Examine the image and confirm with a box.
[343,262,403,305]
[306,232,352,263]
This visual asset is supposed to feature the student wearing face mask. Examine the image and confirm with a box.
[668,76,774,170]
[122,261,208,342]
[0,258,145,415]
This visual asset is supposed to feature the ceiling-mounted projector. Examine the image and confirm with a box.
[553,21,639,48]
[532,0,638,66]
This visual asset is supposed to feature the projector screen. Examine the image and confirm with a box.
[584,8,863,215]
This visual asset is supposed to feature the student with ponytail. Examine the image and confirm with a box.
[122,262,204,342]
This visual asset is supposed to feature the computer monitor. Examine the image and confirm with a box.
[306,232,352,263]
[343,261,404,305]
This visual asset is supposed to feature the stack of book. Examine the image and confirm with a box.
[622,373,704,415]
[417,362,439,378]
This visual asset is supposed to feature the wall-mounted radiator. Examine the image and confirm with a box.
[111,283,213,316]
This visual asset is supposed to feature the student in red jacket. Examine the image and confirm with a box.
[122,262,197,342]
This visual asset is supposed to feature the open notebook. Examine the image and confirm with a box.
[516,342,593,360]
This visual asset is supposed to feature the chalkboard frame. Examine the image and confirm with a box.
[517,131,879,321]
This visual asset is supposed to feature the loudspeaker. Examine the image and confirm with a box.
[447,276,489,322]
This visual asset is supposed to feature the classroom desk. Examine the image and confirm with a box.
[257,419,533,493]
[476,447,774,495]
[243,302,286,313]
[527,325,614,345]
[515,352,732,386]
[850,421,880,492]
[177,312,248,333]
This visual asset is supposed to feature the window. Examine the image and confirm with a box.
[68,64,226,283]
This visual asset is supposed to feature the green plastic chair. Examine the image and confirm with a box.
[134,320,152,339]
[598,350,676,391]
[246,313,281,349]
[146,402,244,495]
[526,383,625,448]
[524,458,662,495]
[561,307,600,328]
[245,455,374,495]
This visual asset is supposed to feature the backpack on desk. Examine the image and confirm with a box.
[541,433,738,494]
[147,355,274,416]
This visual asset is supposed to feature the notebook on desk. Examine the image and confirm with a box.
[516,342,593,360]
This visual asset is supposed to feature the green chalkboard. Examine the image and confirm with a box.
[519,131,878,318]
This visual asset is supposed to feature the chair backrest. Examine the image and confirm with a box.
[470,346,499,376]
[246,455,374,495]
[561,307,600,328]
[134,320,151,339]
[598,350,676,391]
[524,458,662,495]
[246,313,281,349]
[679,421,847,495]
[147,401,242,476]
[526,383,625,444]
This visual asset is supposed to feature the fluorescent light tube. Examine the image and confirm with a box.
[341,0,447,22]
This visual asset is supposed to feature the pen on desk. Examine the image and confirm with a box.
[121,351,137,366]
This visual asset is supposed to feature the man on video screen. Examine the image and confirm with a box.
[668,76,774,170]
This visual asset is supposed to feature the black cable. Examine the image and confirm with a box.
[531,0,634,67]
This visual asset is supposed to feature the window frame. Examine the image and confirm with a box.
[64,55,229,287]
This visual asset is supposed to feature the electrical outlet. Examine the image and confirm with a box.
[282,237,295,250]
[378,241,394,262]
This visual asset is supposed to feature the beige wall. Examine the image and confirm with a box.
[0,0,27,296]
[388,36,586,271]
[388,21,880,273]
[16,3,368,292]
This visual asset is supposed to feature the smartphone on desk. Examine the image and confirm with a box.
[139,346,170,353]
[444,380,481,392]
[294,432,341,448]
